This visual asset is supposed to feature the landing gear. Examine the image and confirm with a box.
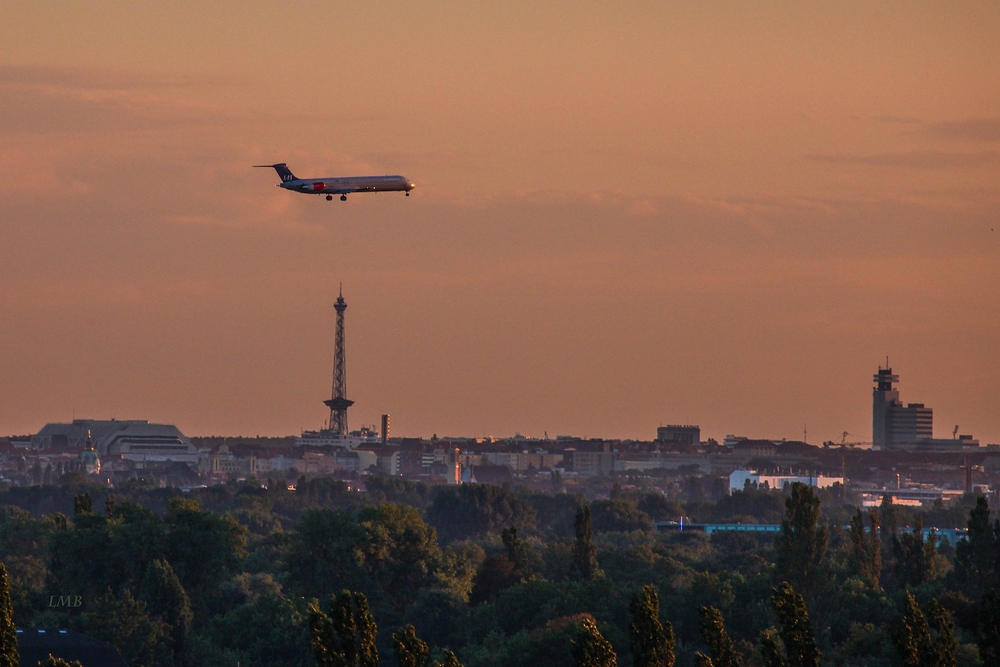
[340,195,347,201]
[326,195,333,201]
[405,192,409,196]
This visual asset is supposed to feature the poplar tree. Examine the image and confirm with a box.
[697,606,741,667]
[392,624,430,667]
[573,504,602,582]
[979,591,1000,667]
[573,618,617,667]
[955,496,998,592]
[629,585,674,667]
[501,526,531,578]
[763,583,820,667]
[0,563,18,667]
[73,493,93,516]
[311,591,379,667]
[893,592,956,667]
[893,517,940,588]
[849,507,882,588]
[139,559,193,661]
[774,484,827,597]
[925,599,956,667]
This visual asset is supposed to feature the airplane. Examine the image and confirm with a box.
[253,163,415,201]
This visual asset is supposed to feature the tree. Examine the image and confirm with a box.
[590,500,654,533]
[979,591,1000,667]
[164,498,247,614]
[392,624,430,667]
[573,505,602,582]
[81,589,173,667]
[629,585,674,667]
[73,493,93,516]
[573,618,617,667]
[774,484,827,596]
[139,560,193,662]
[849,507,882,588]
[893,517,940,588]
[310,591,379,667]
[893,592,956,667]
[955,496,998,593]
[501,526,531,577]
[925,599,956,667]
[696,606,741,667]
[40,657,83,667]
[763,583,820,667]
[425,485,536,542]
[0,564,18,667]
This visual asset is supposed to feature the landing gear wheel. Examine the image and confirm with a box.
[326,195,333,201]
[405,192,409,196]
[340,195,347,201]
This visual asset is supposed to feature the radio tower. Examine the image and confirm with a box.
[323,286,354,435]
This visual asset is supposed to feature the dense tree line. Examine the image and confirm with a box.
[1,475,999,667]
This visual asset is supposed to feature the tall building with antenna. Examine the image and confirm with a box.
[872,364,977,451]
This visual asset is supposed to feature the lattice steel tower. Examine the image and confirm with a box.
[323,287,354,435]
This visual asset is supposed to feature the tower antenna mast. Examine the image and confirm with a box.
[323,285,354,435]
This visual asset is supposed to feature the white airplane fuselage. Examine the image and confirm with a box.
[281,174,414,195]
[254,163,414,201]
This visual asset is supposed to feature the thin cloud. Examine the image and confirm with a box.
[0,83,238,136]
[925,117,1000,143]
[0,65,235,90]
[806,150,1000,169]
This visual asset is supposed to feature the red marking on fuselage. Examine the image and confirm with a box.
[313,182,325,191]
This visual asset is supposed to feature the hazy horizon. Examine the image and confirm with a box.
[2,2,998,444]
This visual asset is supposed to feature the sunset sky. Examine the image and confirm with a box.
[2,2,998,443]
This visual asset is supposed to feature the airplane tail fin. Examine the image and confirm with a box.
[253,163,297,182]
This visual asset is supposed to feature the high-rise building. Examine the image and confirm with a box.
[872,366,932,449]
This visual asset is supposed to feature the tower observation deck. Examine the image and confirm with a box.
[323,288,354,435]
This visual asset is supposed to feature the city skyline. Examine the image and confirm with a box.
[1,3,998,443]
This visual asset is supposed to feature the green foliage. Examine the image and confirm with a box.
[765,582,820,667]
[774,484,827,597]
[426,485,536,543]
[138,559,193,660]
[393,624,431,667]
[893,593,956,667]
[590,500,654,533]
[629,585,674,667]
[164,498,247,614]
[39,656,83,667]
[0,563,18,667]
[573,617,617,667]
[850,507,882,589]
[892,518,941,588]
[573,505,602,582]
[73,493,92,516]
[697,606,741,667]
[289,505,445,611]
[79,589,173,667]
[954,496,998,594]
[979,591,1000,667]
[201,592,311,667]
[365,477,434,508]
[310,591,378,667]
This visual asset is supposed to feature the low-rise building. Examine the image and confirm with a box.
[729,469,843,494]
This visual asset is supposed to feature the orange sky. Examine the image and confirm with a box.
[1,2,998,443]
